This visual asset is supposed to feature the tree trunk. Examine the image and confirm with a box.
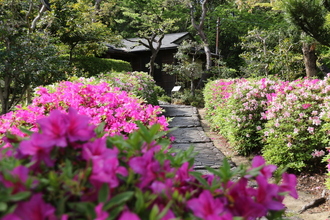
[189,0,212,89]
[0,74,12,114]
[149,53,156,76]
[191,79,195,97]
[302,42,318,78]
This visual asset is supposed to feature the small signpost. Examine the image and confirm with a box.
[171,86,181,104]
[171,86,181,92]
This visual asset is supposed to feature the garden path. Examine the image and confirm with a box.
[160,104,235,174]
[161,103,330,220]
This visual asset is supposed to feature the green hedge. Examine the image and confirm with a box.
[72,56,132,76]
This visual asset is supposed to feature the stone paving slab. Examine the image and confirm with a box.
[167,116,201,128]
[171,143,227,169]
[168,127,210,143]
[160,104,235,171]
[161,105,198,117]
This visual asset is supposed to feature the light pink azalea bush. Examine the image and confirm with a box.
[0,81,168,143]
[320,76,330,188]
[204,78,278,155]
[0,109,298,219]
[204,76,330,173]
[262,78,330,171]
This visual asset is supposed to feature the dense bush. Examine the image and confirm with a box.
[204,76,330,173]
[72,56,132,76]
[0,81,167,143]
[0,109,297,219]
[171,89,204,108]
[204,78,277,155]
[203,79,237,131]
[262,78,329,171]
[69,71,164,106]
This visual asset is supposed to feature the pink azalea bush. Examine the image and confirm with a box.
[203,78,239,132]
[204,76,330,173]
[0,81,168,143]
[262,78,330,171]
[204,78,278,155]
[319,76,330,188]
[68,71,163,105]
[0,109,298,219]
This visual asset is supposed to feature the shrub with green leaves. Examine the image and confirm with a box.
[203,79,237,132]
[204,78,277,155]
[262,78,329,172]
[72,56,132,77]
[62,71,163,106]
[0,109,298,219]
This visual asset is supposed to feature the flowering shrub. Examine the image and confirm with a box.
[319,77,330,188]
[0,81,168,142]
[204,78,277,155]
[204,76,330,173]
[203,79,236,132]
[0,109,298,219]
[222,78,277,155]
[262,78,329,171]
[68,71,163,105]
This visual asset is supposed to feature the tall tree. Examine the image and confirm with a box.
[0,0,67,114]
[163,40,204,96]
[43,0,118,63]
[280,0,330,77]
[184,0,213,87]
[117,0,187,76]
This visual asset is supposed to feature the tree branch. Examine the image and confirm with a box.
[30,5,47,31]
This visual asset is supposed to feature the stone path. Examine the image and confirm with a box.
[160,104,234,172]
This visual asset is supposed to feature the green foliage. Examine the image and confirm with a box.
[281,0,330,47]
[45,0,119,61]
[158,95,171,104]
[67,71,163,105]
[163,40,204,97]
[72,56,132,77]
[171,89,205,108]
[0,0,68,114]
[262,79,328,172]
[239,27,304,80]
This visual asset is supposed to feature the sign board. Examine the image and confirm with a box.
[171,86,181,92]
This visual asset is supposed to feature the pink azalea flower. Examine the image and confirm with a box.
[227,178,265,218]
[3,193,56,220]
[187,190,228,220]
[157,205,176,220]
[66,108,95,143]
[129,151,160,188]
[2,214,21,220]
[302,103,312,109]
[37,109,68,148]
[19,133,54,167]
[94,203,109,220]
[81,138,118,161]
[255,176,285,211]
[90,157,128,189]
[150,179,173,197]
[118,210,140,220]
[0,165,30,194]
[280,173,298,199]
[249,156,277,179]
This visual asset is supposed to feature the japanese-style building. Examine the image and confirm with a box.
[105,32,211,95]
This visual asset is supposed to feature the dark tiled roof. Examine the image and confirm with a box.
[109,32,193,52]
